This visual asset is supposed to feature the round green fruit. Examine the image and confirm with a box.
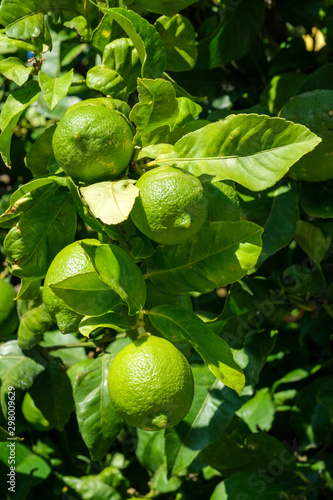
[52,104,134,183]
[107,334,194,431]
[131,166,208,245]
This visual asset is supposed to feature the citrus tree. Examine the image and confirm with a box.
[0,0,333,499]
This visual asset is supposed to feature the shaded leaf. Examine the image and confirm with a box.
[80,180,139,226]
[134,0,197,16]
[86,65,128,99]
[294,220,332,266]
[154,114,321,192]
[300,181,333,219]
[79,312,132,338]
[17,291,53,350]
[147,221,263,294]
[25,124,56,177]
[29,356,74,431]
[164,364,243,477]
[236,388,275,432]
[73,354,123,461]
[150,305,245,395]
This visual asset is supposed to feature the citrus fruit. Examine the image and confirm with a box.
[0,278,18,339]
[279,90,333,182]
[21,393,53,432]
[66,97,131,118]
[52,104,134,183]
[43,239,120,334]
[131,166,208,245]
[107,334,194,431]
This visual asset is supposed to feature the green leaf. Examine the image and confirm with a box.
[134,0,197,16]
[60,470,124,500]
[0,80,40,166]
[197,0,265,69]
[73,354,123,461]
[81,242,146,315]
[103,37,141,94]
[256,180,299,267]
[0,341,46,417]
[0,56,34,86]
[38,69,74,110]
[49,271,122,317]
[236,388,275,432]
[156,14,197,72]
[0,31,40,53]
[300,181,333,219]
[17,292,54,350]
[147,221,263,294]
[105,8,167,79]
[29,356,74,431]
[149,305,245,395]
[171,96,201,131]
[130,78,179,145]
[4,189,77,278]
[154,114,322,191]
[294,220,332,266]
[78,312,132,338]
[86,65,128,100]
[40,331,87,367]
[80,180,139,226]
[164,364,243,477]
[25,124,56,177]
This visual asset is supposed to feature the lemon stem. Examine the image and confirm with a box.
[136,310,149,339]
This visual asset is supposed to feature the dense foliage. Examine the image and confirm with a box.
[0,1,333,499]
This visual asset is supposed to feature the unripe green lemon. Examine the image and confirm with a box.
[107,334,194,431]
[43,239,120,334]
[131,166,208,245]
[52,105,134,183]
[21,393,53,432]
[0,278,18,339]
[279,90,333,182]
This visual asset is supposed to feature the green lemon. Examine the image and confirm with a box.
[21,393,53,431]
[43,239,120,334]
[52,104,134,183]
[131,166,208,245]
[0,279,18,339]
[279,90,333,182]
[66,97,131,118]
[107,334,194,431]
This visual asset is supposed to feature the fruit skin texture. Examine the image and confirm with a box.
[107,334,194,431]
[43,239,119,334]
[21,393,53,432]
[131,166,208,245]
[279,90,333,182]
[52,105,134,184]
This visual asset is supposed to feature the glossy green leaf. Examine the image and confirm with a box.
[171,96,201,131]
[25,124,56,177]
[164,364,243,477]
[73,354,123,461]
[29,356,74,431]
[0,56,34,86]
[80,180,139,226]
[104,7,167,78]
[156,14,197,71]
[134,0,197,16]
[81,242,146,315]
[86,65,128,100]
[236,388,275,432]
[150,305,245,394]
[0,80,40,166]
[130,78,179,145]
[147,221,263,294]
[40,330,87,367]
[154,114,321,191]
[17,292,53,350]
[103,37,141,94]
[4,190,77,278]
[49,271,122,317]
[0,31,40,53]
[0,341,46,417]
[38,69,74,110]
[60,470,123,500]
[78,312,132,338]
[300,181,333,218]
[294,220,332,266]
